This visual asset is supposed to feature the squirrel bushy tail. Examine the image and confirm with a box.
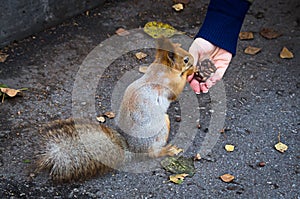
[36,118,128,182]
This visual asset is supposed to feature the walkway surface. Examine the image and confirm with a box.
[0,0,299,198]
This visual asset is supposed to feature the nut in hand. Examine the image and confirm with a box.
[194,59,217,82]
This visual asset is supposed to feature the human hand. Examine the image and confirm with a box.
[188,38,232,94]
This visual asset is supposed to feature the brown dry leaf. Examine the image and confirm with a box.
[274,142,288,153]
[0,52,9,63]
[169,173,189,184]
[172,3,184,11]
[104,111,115,119]
[244,46,261,55]
[225,144,235,152]
[116,28,130,36]
[280,47,294,59]
[138,66,148,74]
[135,52,147,60]
[239,32,254,40]
[220,174,235,183]
[260,28,282,39]
[0,88,20,97]
[96,116,106,123]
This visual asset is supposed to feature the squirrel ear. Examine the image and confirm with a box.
[156,37,176,65]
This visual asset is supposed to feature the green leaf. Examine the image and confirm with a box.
[0,84,8,88]
[23,159,31,163]
[161,156,195,176]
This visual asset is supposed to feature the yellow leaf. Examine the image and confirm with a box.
[135,52,147,60]
[169,173,189,184]
[194,153,201,160]
[220,174,235,182]
[244,46,261,55]
[104,111,115,119]
[96,116,106,123]
[239,32,254,40]
[143,21,183,38]
[172,3,184,11]
[280,47,293,59]
[225,144,235,152]
[274,142,288,153]
[138,66,148,74]
[0,88,20,97]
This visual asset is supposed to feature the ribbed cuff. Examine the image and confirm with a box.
[195,0,250,56]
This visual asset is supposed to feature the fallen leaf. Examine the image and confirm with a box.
[274,142,288,153]
[135,52,147,60]
[0,84,8,88]
[138,66,148,73]
[220,174,235,183]
[260,28,282,39]
[96,116,106,123]
[194,153,201,160]
[161,156,195,176]
[225,144,235,152]
[280,47,293,59]
[172,3,184,11]
[23,159,31,163]
[169,173,189,184]
[244,46,261,55]
[116,28,130,36]
[258,161,266,167]
[0,87,20,97]
[0,52,9,63]
[104,111,115,119]
[239,32,254,40]
[143,21,184,38]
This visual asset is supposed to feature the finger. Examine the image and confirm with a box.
[205,78,215,89]
[187,73,195,82]
[200,83,209,93]
[189,79,201,94]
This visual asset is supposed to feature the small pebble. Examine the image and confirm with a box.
[197,123,201,129]
[175,115,181,122]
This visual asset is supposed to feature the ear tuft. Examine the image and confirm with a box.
[156,36,174,52]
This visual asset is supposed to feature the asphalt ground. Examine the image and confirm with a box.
[0,0,299,198]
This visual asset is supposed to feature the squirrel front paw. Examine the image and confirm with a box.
[158,144,183,157]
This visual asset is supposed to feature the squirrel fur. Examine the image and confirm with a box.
[35,37,196,182]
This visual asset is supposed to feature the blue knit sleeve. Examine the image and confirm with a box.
[195,0,251,56]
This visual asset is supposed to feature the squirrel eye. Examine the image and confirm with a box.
[183,56,189,64]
